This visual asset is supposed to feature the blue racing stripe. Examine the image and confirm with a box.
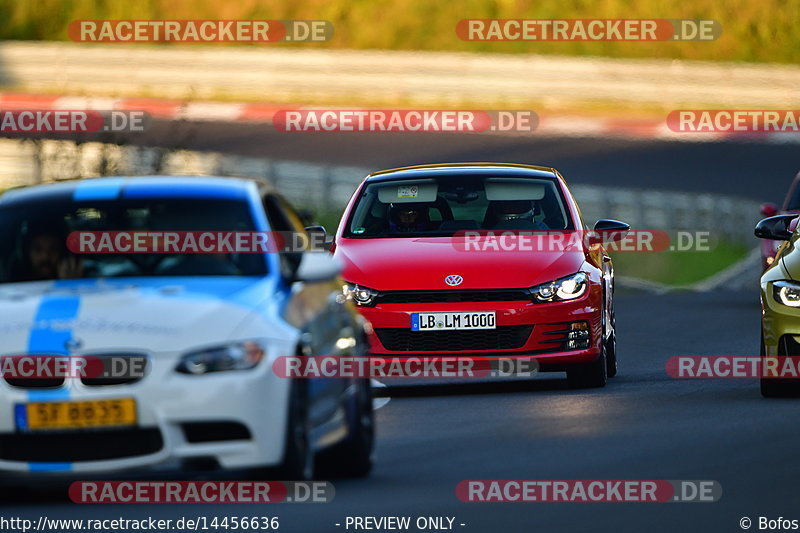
[29,463,72,472]
[27,293,79,403]
[25,291,81,472]
[28,295,80,357]
[122,183,246,200]
[73,178,124,201]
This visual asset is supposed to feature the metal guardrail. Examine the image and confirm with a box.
[0,41,798,108]
[0,139,760,244]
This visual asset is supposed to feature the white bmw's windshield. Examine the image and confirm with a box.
[0,197,268,283]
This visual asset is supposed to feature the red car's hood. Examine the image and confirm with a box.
[335,237,588,290]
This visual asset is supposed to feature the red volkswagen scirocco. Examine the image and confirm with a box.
[332,163,629,388]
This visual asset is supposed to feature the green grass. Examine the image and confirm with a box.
[2,0,799,64]
[611,240,750,287]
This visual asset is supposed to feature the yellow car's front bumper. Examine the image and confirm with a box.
[760,260,800,357]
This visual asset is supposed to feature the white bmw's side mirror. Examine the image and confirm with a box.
[293,252,343,283]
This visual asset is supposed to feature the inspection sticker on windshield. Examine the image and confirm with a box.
[398,185,418,198]
[411,312,496,331]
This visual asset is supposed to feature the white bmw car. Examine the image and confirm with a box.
[0,176,374,483]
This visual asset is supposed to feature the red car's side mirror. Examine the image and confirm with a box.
[589,219,631,244]
[760,202,779,217]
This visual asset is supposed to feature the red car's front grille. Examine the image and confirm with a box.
[374,325,533,352]
[376,289,531,304]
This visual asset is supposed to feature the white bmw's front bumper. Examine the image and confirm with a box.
[0,342,294,474]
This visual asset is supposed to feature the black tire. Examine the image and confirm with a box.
[317,379,375,478]
[605,292,618,378]
[568,283,612,388]
[278,380,315,480]
[759,378,796,397]
[567,348,608,389]
[605,331,617,378]
[760,330,800,398]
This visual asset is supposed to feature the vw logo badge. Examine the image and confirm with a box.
[444,274,463,287]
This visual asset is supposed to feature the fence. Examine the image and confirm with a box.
[0,139,759,244]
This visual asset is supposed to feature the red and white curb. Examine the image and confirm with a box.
[1,92,799,143]
[0,92,284,123]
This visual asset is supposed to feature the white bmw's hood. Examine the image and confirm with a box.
[0,277,283,355]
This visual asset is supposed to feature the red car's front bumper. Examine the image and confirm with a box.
[359,285,603,369]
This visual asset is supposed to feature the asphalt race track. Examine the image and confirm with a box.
[2,126,798,532]
[4,289,791,532]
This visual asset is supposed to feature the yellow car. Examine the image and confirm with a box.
[757,214,800,397]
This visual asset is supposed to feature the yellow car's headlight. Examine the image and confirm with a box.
[773,280,800,308]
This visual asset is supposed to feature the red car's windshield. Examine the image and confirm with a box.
[344,175,573,238]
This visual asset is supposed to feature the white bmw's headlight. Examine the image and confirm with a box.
[176,341,266,374]
[773,280,800,307]
[529,272,589,303]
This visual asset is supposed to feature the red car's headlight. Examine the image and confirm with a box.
[528,272,588,303]
[344,283,380,307]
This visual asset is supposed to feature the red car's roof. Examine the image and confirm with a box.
[365,163,560,183]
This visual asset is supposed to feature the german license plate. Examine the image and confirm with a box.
[15,398,137,431]
[411,312,496,331]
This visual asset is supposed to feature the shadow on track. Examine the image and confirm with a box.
[378,376,575,398]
